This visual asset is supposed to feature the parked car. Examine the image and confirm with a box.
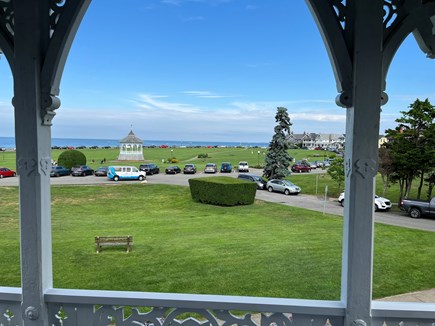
[338,192,392,211]
[139,164,160,175]
[165,166,181,174]
[291,164,311,173]
[94,166,108,176]
[183,164,197,174]
[0,167,16,178]
[204,163,217,173]
[220,162,232,173]
[71,165,94,176]
[50,166,70,177]
[238,161,249,172]
[266,179,301,195]
[107,166,146,181]
[400,197,435,218]
[308,162,317,169]
[237,173,267,190]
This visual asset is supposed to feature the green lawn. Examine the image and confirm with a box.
[0,147,334,172]
[0,184,434,300]
[0,146,431,203]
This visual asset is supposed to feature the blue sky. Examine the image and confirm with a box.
[0,0,434,142]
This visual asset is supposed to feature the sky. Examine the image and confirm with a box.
[0,0,435,143]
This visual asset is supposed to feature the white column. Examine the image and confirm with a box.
[341,1,384,325]
[14,1,52,325]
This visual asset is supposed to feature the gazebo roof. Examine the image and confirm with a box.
[119,130,143,144]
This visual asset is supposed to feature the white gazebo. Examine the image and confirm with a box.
[117,130,144,161]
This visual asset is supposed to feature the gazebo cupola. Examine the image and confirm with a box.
[118,129,144,161]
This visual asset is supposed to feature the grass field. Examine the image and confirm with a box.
[0,184,434,300]
[0,147,333,172]
[0,147,429,202]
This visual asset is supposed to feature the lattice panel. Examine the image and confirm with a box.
[329,0,419,33]
[383,0,404,29]
[0,0,13,39]
[49,0,67,36]
[0,303,22,326]
[47,304,344,326]
[332,0,346,29]
[373,318,435,326]
[0,0,70,41]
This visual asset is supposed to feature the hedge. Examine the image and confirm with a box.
[188,177,256,206]
[57,150,86,169]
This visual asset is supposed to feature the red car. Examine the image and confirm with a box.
[0,167,16,178]
[291,164,311,173]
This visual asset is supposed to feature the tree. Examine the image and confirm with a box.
[378,146,394,196]
[384,98,435,202]
[425,171,435,199]
[263,107,292,179]
[327,157,345,192]
[57,150,86,169]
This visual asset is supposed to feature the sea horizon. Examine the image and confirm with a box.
[0,136,268,149]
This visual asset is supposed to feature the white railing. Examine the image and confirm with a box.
[2,287,435,326]
[372,301,435,326]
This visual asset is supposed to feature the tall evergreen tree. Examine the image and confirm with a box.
[263,107,292,179]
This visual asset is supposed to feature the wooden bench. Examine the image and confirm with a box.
[95,236,133,253]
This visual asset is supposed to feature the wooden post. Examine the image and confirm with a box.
[14,1,52,325]
[341,1,384,325]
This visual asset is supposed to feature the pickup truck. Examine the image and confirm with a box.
[400,197,435,218]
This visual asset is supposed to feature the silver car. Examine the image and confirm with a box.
[266,179,301,195]
[204,163,218,173]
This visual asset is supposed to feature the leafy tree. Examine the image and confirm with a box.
[425,171,435,199]
[263,107,292,179]
[384,98,435,202]
[57,150,86,169]
[327,157,344,192]
[378,146,394,196]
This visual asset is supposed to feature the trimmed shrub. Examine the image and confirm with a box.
[188,177,256,206]
[197,153,208,159]
[57,150,86,169]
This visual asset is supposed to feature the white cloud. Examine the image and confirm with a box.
[182,90,234,98]
[161,0,182,5]
[182,16,205,22]
[290,112,345,122]
[136,93,201,113]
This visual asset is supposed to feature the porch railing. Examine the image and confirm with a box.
[1,286,435,326]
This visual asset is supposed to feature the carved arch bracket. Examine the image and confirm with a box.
[383,1,435,90]
[0,0,91,125]
[41,94,61,126]
[306,0,435,108]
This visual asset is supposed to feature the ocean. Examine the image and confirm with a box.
[0,136,268,149]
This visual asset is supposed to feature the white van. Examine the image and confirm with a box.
[107,166,146,181]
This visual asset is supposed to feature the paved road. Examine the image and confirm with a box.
[2,168,435,232]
